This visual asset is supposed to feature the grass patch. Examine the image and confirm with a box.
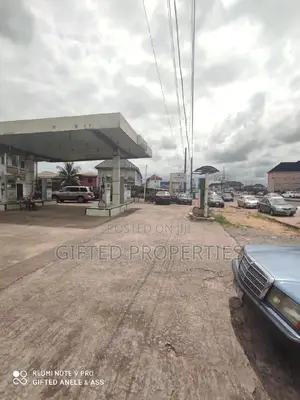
[215,215,234,226]
[251,213,270,220]
[251,212,300,233]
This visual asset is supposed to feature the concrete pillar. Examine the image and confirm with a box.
[204,174,209,218]
[112,153,120,206]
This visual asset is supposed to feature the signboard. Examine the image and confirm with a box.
[170,173,186,183]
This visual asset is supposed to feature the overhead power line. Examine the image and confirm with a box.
[141,0,174,138]
[173,0,190,159]
[189,0,196,193]
[167,0,184,154]
[190,0,196,158]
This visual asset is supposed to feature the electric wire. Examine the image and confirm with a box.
[167,0,184,154]
[141,0,174,137]
[173,0,190,159]
[189,0,196,191]
[190,0,196,159]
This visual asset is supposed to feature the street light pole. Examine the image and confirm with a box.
[190,156,193,194]
[184,147,187,192]
[143,164,148,201]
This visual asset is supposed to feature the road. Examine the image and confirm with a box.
[286,199,300,208]
[0,203,299,399]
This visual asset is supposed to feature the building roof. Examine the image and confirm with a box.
[147,174,162,180]
[38,171,58,178]
[38,170,97,178]
[95,159,142,177]
[77,172,97,177]
[0,113,152,162]
[268,161,300,173]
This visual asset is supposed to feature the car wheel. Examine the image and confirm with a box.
[290,212,295,216]
[77,196,84,203]
[257,206,261,212]
[270,209,275,216]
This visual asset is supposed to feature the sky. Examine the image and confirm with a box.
[1,0,300,184]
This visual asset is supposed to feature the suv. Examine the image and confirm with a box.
[53,186,94,203]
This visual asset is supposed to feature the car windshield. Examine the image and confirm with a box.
[271,198,287,205]
[245,196,256,200]
[157,191,170,196]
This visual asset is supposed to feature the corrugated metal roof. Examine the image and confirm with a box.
[147,174,162,180]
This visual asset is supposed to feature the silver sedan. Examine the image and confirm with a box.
[237,195,258,208]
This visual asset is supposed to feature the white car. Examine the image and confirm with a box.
[282,191,296,198]
[265,193,282,198]
[237,195,258,208]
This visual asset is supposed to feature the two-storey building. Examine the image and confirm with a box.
[0,153,36,203]
[95,159,142,186]
[268,161,300,192]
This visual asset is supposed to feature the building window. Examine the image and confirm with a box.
[0,155,4,165]
[11,155,18,167]
[87,178,93,183]
[20,161,25,169]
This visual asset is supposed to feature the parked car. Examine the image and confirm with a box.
[174,194,192,205]
[265,192,282,198]
[282,191,297,198]
[52,186,94,203]
[257,196,297,216]
[237,195,258,208]
[232,244,300,344]
[208,194,224,208]
[153,190,171,205]
[222,193,234,202]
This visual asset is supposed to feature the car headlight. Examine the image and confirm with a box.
[237,246,245,261]
[267,286,300,330]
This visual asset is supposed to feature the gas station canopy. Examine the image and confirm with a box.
[0,113,152,162]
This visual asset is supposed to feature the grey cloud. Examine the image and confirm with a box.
[0,0,35,43]
[210,139,259,164]
[160,136,177,150]
[207,92,267,163]
[271,112,300,145]
[164,153,185,171]
[106,74,179,120]
[141,0,214,67]
[119,62,175,94]
[228,0,300,40]
[290,75,300,91]
[152,154,162,162]
[196,57,255,88]
[148,135,178,153]
[98,0,146,33]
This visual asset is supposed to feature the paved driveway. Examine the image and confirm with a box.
[0,203,277,399]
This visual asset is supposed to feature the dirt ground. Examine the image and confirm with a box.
[217,204,300,237]
[0,205,135,289]
[0,203,300,399]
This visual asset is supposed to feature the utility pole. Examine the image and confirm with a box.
[184,147,187,192]
[221,166,225,192]
[143,164,147,201]
[190,156,193,194]
[190,0,196,197]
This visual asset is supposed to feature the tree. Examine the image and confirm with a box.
[56,162,81,186]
